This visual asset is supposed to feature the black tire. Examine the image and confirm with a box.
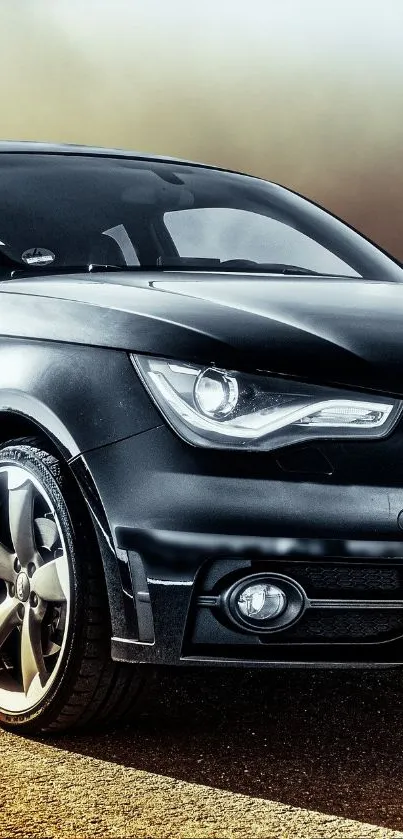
[0,437,147,734]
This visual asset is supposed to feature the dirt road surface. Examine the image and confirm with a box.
[1,668,403,838]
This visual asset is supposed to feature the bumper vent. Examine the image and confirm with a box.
[188,558,403,663]
[280,564,400,595]
[272,608,403,643]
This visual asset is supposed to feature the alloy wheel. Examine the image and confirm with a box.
[0,464,70,714]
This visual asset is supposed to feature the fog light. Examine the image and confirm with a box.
[225,573,305,633]
[237,582,287,621]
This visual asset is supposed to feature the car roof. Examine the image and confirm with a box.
[0,140,227,173]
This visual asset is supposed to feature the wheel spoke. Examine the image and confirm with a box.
[21,608,47,695]
[0,462,71,715]
[44,641,62,657]
[8,478,37,566]
[0,597,19,648]
[34,517,59,553]
[31,557,68,603]
[0,542,14,584]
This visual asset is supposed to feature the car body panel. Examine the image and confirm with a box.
[2,275,403,397]
[0,337,160,458]
[69,423,403,664]
[0,140,221,170]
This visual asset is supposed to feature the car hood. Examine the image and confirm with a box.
[2,273,403,396]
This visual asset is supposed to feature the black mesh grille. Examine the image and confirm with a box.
[278,564,401,596]
[270,608,403,643]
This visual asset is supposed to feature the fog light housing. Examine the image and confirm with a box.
[225,573,306,633]
[237,582,286,620]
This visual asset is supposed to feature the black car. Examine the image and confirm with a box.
[1,142,403,734]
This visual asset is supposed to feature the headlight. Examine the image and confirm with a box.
[131,355,401,451]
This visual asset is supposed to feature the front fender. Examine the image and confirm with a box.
[0,338,160,459]
[0,337,161,642]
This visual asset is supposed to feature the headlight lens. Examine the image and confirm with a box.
[131,355,401,451]
[194,368,239,417]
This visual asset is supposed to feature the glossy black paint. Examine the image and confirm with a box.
[71,426,403,664]
[0,337,160,458]
[0,140,212,166]
[4,275,403,396]
[2,144,403,669]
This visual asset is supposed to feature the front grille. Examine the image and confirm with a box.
[280,564,400,595]
[269,608,403,643]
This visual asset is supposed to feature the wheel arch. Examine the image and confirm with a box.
[0,407,132,645]
[0,395,80,461]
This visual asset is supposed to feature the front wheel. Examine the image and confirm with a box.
[0,438,146,734]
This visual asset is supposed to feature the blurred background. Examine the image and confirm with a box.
[1,0,402,258]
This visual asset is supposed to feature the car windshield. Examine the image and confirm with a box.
[0,152,401,281]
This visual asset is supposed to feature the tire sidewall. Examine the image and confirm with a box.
[0,442,89,732]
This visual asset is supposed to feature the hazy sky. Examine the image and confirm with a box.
[2,0,403,67]
[2,1,402,156]
[1,0,403,257]
[37,0,403,66]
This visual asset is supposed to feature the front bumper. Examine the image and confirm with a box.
[73,425,403,668]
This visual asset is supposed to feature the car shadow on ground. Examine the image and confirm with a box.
[48,667,403,831]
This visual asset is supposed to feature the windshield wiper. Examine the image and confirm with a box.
[3,260,357,281]
[5,263,191,280]
[213,260,348,276]
[92,260,354,278]
[5,263,145,280]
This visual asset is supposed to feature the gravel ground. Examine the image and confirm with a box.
[1,667,403,838]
